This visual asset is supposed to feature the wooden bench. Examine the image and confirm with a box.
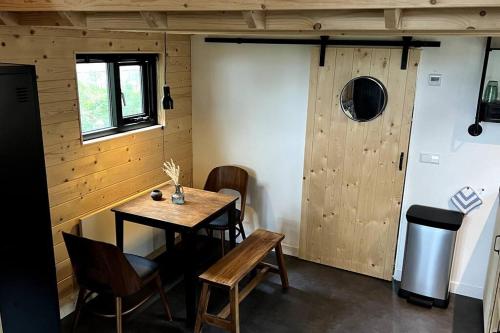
[194,229,289,333]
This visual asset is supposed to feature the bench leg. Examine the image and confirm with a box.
[229,286,240,333]
[195,283,211,333]
[275,242,289,290]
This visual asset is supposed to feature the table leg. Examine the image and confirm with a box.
[115,214,124,251]
[165,229,175,252]
[228,201,237,250]
[183,231,197,327]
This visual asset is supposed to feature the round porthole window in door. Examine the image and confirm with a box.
[340,76,388,122]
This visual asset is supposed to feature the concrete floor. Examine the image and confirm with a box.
[61,255,483,333]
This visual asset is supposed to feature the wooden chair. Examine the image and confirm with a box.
[62,232,172,333]
[194,229,288,333]
[204,165,249,255]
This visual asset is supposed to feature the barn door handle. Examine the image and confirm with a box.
[494,235,500,254]
[399,152,405,171]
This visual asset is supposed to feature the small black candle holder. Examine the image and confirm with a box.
[150,189,163,201]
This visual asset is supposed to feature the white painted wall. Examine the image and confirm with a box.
[191,36,500,299]
[394,37,500,299]
[191,36,310,253]
[81,209,160,257]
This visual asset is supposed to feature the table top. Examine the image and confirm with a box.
[112,185,238,229]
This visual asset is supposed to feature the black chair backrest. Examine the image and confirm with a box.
[203,166,249,221]
[62,232,141,297]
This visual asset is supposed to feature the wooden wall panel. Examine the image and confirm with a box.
[165,34,193,186]
[39,100,80,126]
[0,26,192,313]
[44,126,163,167]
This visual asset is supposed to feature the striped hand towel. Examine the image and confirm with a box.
[451,186,483,214]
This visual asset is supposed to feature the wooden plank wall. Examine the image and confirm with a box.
[0,26,192,311]
[164,34,193,181]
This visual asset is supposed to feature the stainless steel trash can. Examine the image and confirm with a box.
[398,205,464,308]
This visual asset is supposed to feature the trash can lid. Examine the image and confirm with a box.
[406,205,464,231]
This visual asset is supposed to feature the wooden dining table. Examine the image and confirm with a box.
[111,184,238,327]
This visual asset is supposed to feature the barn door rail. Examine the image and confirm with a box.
[205,36,440,69]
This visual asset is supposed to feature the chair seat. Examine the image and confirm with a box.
[125,253,158,281]
[207,209,241,230]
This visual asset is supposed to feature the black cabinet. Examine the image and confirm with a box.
[0,64,60,332]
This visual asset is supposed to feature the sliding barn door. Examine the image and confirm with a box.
[299,47,420,280]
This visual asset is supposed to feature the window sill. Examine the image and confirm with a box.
[82,124,163,146]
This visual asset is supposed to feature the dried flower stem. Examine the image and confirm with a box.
[163,159,180,185]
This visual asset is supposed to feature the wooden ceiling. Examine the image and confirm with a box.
[1,1,500,35]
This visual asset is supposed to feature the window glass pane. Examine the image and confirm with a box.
[119,65,144,117]
[76,63,112,133]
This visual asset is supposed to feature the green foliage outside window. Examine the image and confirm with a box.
[77,63,144,133]
[120,65,144,118]
[76,63,112,133]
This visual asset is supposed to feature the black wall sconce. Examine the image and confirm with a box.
[162,33,174,111]
[162,85,174,110]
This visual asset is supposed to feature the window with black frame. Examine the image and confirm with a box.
[75,54,158,141]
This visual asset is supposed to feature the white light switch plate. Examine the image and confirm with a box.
[420,153,440,164]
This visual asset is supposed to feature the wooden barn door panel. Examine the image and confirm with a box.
[299,47,420,280]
